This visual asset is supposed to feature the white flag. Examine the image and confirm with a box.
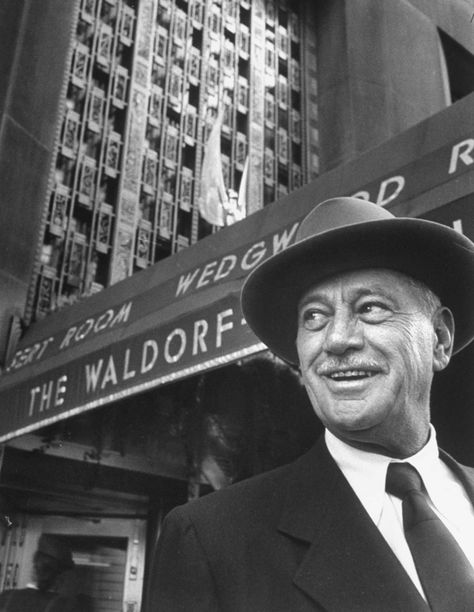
[198,110,227,226]
[236,155,249,221]
[221,156,248,226]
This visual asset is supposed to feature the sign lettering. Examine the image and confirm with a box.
[1,122,474,442]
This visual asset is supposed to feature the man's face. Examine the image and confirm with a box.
[296,269,453,457]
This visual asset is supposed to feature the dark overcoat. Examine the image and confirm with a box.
[150,437,474,611]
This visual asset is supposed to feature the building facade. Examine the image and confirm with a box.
[30,0,320,321]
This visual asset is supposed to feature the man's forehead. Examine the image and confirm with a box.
[299,268,417,302]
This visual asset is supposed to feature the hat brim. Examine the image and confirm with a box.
[241,217,474,365]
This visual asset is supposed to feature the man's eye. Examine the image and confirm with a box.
[358,302,391,321]
[300,309,328,330]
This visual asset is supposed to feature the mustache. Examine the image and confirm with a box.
[316,358,383,376]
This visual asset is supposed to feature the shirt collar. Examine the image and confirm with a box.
[325,426,440,524]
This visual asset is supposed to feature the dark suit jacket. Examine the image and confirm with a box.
[150,436,474,611]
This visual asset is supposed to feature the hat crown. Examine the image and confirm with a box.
[297,197,394,241]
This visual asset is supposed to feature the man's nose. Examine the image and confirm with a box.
[324,311,364,355]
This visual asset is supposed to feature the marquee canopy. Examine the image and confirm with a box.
[0,94,473,442]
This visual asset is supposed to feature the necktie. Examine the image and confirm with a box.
[386,462,474,611]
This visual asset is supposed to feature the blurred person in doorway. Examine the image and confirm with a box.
[0,533,79,611]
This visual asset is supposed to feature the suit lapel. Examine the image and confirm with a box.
[278,438,429,611]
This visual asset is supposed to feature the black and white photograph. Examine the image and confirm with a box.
[0,1,473,610]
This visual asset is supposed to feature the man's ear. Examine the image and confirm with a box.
[432,307,455,372]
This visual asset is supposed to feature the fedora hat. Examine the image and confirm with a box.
[241,197,474,365]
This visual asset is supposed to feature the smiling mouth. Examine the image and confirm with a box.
[327,370,378,381]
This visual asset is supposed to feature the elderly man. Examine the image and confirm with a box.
[151,197,474,611]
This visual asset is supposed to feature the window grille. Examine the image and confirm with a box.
[49,186,70,237]
[290,58,301,91]
[277,26,289,58]
[184,106,197,143]
[223,40,235,72]
[72,43,89,86]
[223,98,233,134]
[96,204,114,253]
[149,87,162,126]
[238,25,249,57]
[265,42,275,72]
[277,75,288,108]
[264,147,275,184]
[291,109,301,142]
[62,111,81,157]
[155,26,168,62]
[173,9,187,42]
[179,167,193,212]
[88,86,105,132]
[207,58,219,91]
[289,11,300,42]
[266,0,276,26]
[264,92,275,125]
[78,156,97,205]
[113,67,129,108]
[237,76,249,111]
[235,133,247,168]
[105,132,121,177]
[169,67,183,106]
[97,23,113,69]
[159,198,173,239]
[277,127,288,165]
[119,5,135,43]
[136,220,152,267]
[189,47,201,83]
[292,164,302,189]
[67,233,87,286]
[209,5,222,37]
[142,149,158,193]
[81,0,96,22]
[164,124,179,166]
[36,267,56,316]
[161,166,176,199]
[192,0,204,25]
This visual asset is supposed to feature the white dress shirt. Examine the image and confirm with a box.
[325,426,474,600]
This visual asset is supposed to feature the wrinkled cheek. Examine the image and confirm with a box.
[398,346,431,402]
[296,332,323,366]
[301,373,325,413]
[295,343,310,370]
[298,360,318,393]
